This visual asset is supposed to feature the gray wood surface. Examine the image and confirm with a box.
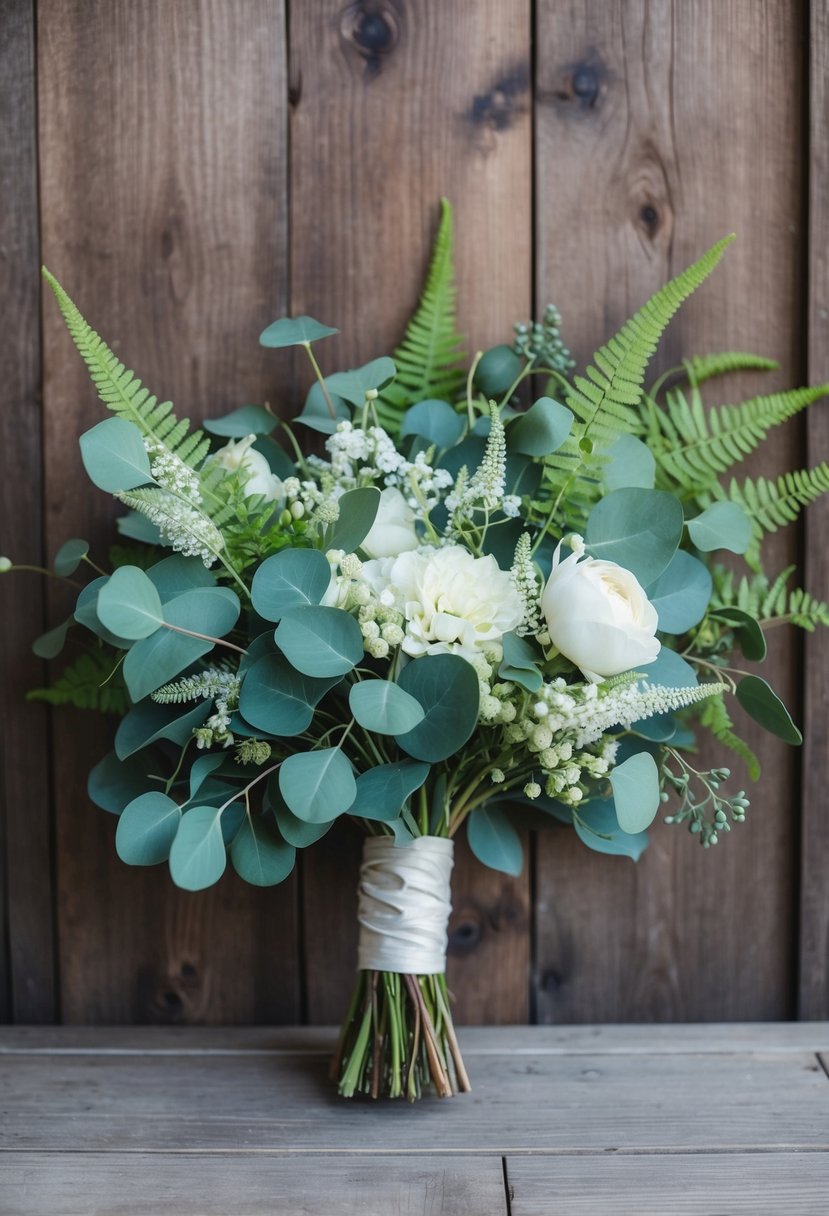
[507,1152,829,1215]
[801,0,829,1020]
[0,0,56,1023]
[533,0,805,1027]
[0,1154,507,1216]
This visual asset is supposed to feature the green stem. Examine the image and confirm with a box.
[302,342,337,420]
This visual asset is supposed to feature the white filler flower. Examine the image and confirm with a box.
[361,487,419,559]
[365,545,523,660]
[212,434,284,502]
[541,535,660,682]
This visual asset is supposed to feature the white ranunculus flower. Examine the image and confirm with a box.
[541,535,660,682]
[213,435,284,503]
[360,487,419,559]
[363,545,523,660]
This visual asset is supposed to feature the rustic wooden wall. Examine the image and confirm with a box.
[1,0,825,1026]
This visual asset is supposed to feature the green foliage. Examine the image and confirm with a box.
[686,501,752,555]
[650,385,826,494]
[467,806,523,876]
[276,606,364,677]
[609,752,660,833]
[27,649,127,714]
[736,674,802,745]
[348,681,425,735]
[707,463,829,568]
[698,694,761,781]
[585,488,683,584]
[646,551,712,634]
[376,199,466,431]
[42,269,210,470]
[116,793,181,866]
[682,351,779,386]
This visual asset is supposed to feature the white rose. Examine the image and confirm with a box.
[364,545,523,660]
[213,435,284,503]
[541,535,660,682]
[360,487,419,559]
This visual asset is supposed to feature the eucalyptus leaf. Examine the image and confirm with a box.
[326,357,396,405]
[295,381,351,434]
[710,607,767,662]
[400,399,465,450]
[88,748,160,814]
[395,653,480,762]
[646,550,713,634]
[115,699,211,761]
[349,680,425,734]
[270,779,336,846]
[79,417,154,493]
[116,792,181,866]
[252,435,296,479]
[637,645,698,689]
[259,316,338,348]
[251,548,331,621]
[54,538,89,577]
[97,566,164,640]
[687,502,752,554]
[507,397,573,457]
[736,675,802,744]
[168,805,227,891]
[230,815,296,886]
[609,752,661,833]
[239,653,338,737]
[327,487,381,554]
[276,606,363,677]
[74,578,134,649]
[602,434,656,491]
[279,747,357,823]
[351,760,431,822]
[585,488,684,584]
[145,555,216,602]
[574,799,649,860]
[116,510,164,545]
[32,617,73,659]
[499,632,543,693]
[187,754,226,801]
[467,806,524,876]
[203,405,276,437]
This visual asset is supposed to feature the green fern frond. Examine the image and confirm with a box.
[27,650,127,715]
[683,351,779,386]
[375,199,466,433]
[42,268,211,470]
[707,463,829,567]
[652,385,827,493]
[699,694,761,781]
[711,564,829,631]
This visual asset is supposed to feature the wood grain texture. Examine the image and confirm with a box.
[288,0,533,1024]
[507,1153,829,1216]
[800,0,829,1019]
[534,0,805,1024]
[2,1029,828,1155]
[0,1154,508,1216]
[0,0,56,1023]
[36,0,299,1024]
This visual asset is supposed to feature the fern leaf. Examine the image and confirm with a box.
[27,650,128,715]
[712,563,829,631]
[376,199,466,432]
[699,694,761,781]
[708,463,829,567]
[42,268,208,470]
[652,385,827,493]
[683,351,779,386]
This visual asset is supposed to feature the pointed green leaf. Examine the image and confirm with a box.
[467,806,523,876]
[736,675,802,744]
[327,487,381,554]
[54,538,89,576]
[352,761,430,821]
[259,316,338,348]
[115,700,211,760]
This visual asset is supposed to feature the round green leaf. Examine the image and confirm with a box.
[116,792,181,866]
[507,397,573,457]
[687,502,753,554]
[74,577,134,648]
[270,780,336,846]
[474,344,524,397]
[348,680,425,734]
[259,315,338,348]
[88,748,159,814]
[54,538,89,577]
[122,587,240,702]
[646,550,713,634]
[326,358,397,405]
[327,487,381,554]
[574,799,649,860]
[97,565,164,640]
[499,632,543,693]
[279,747,357,823]
[394,653,480,762]
[609,752,661,834]
[146,555,217,602]
[239,653,338,737]
[636,645,698,689]
[352,760,430,821]
[251,549,332,621]
[114,699,210,761]
[400,400,465,450]
[295,382,351,434]
[736,675,802,744]
[230,815,296,886]
[203,405,276,437]
[276,606,363,677]
[117,510,163,545]
[467,806,523,876]
[169,806,227,891]
[602,434,656,491]
[585,489,684,585]
[79,417,154,492]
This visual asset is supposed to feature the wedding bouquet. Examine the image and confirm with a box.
[9,201,828,1101]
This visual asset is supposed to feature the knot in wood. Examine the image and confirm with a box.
[339,2,400,73]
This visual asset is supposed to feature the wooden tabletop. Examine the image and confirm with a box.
[2,1024,829,1214]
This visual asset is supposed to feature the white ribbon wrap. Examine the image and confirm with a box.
[356,836,454,975]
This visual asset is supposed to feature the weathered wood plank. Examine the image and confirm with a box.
[4,1022,829,1055]
[0,1153,507,1216]
[2,1045,826,1152]
[534,0,805,1024]
[507,1152,829,1216]
[36,0,299,1023]
[288,0,533,1024]
[0,0,56,1023]
[800,0,829,1020]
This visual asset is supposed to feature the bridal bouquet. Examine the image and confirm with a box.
[9,202,828,1101]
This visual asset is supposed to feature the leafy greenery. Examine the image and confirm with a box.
[27,649,127,714]
[682,350,779,386]
[704,463,829,568]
